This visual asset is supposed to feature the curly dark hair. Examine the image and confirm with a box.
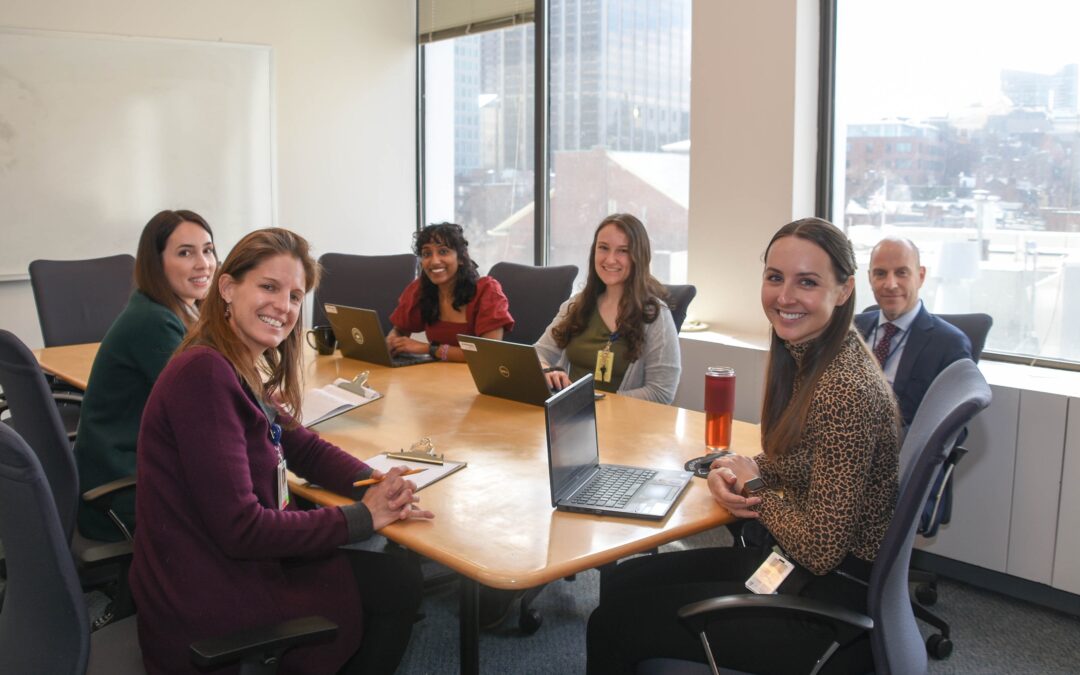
[414,223,481,326]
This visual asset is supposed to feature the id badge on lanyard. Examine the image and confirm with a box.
[594,331,619,383]
[270,422,289,510]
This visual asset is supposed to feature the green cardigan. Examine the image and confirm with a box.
[74,291,187,541]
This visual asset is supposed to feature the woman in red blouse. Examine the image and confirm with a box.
[387,222,514,362]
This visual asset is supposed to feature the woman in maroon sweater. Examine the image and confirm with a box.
[130,228,434,675]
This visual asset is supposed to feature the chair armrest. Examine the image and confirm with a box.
[52,391,84,405]
[678,594,873,635]
[82,474,136,506]
[190,615,339,669]
[79,539,134,568]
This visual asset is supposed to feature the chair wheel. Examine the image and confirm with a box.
[915,583,938,606]
[926,634,953,659]
[519,608,543,635]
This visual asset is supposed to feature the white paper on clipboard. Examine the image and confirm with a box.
[361,453,466,491]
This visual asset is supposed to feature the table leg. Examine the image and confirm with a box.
[459,577,480,675]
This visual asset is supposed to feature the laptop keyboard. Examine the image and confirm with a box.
[570,467,657,508]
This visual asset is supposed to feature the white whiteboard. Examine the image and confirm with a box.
[0,28,274,278]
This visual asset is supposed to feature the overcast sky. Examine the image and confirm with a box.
[837,0,1080,122]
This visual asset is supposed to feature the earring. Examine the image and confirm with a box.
[224,302,232,319]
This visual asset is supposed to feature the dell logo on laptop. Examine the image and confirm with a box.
[498,365,511,378]
[351,328,364,345]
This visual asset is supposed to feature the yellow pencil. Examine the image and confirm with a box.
[353,467,427,487]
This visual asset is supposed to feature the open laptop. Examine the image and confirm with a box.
[544,374,692,520]
[457,335,553,406]
[323,303,433,368]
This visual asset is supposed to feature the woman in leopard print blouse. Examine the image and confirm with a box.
[586,218,900,675]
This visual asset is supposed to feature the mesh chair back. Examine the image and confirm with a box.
[0,330,79,543]
[311,253,417,331]
[663,284,697,333]
[935,313,992,362]
[29,254,135,347]
[488,262,578,345]
[868,359,991,674]
[0,424,90,674]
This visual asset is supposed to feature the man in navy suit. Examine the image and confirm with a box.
[854,237,972,427]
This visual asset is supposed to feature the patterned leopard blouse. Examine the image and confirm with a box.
[755,330,900,575]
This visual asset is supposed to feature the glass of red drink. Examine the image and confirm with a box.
[705,366,735,450]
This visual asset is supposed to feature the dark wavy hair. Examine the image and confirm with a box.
[134,209,215,328]
[760,217,859,458]
[551,213,668,362]
[414,223,480,325]
[179,228,321,426]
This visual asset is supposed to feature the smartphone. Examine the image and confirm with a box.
[684,451,733,478]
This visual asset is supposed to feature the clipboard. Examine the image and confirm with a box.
[302,374,381,427]
[362,438,466,491]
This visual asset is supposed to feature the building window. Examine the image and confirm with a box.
[547,0,692,285]
[421,0,691,286]
[832,0,1080,364]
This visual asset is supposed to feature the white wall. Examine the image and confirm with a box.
[0,0,417,348]
[687,0,820,339]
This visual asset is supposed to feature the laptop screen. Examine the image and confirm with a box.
[544,374,599,504]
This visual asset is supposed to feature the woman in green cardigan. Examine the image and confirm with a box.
[74,209,217,541]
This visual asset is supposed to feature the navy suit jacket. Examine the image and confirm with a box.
[855,305,973,427]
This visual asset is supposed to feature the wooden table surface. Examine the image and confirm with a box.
[294,352,754,590]
[33,342,97,390]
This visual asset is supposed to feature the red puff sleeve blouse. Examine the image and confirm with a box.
[389,275,514,346]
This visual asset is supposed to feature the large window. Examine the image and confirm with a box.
[833,0,1080,363]
[423,24,536,271]
[422,0,691,284]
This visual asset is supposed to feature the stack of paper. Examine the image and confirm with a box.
[303,378,381,427]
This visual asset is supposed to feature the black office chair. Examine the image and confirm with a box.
[488,262,579,345]
[0,329,136,617]
[25,253,134,443]
[638,358,991,675]
[311,253,417,332]
[0,423,338,675]
[908,312,992,659]
[663,284,698,333]
[29,254,136,348]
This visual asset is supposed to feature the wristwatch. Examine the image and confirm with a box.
[428,343,439,359]
[741,476,766,497]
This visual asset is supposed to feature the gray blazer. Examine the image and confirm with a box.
[534,295,682,404]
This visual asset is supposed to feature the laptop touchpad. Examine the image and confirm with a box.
[639,484,677,500]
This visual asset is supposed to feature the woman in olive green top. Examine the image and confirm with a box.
[74,210,216,541]
[535,214,681,404]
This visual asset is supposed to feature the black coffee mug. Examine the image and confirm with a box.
[306,325,336,355]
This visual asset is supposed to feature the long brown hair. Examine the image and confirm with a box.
[178,228,320,424]
[760,217,857,457]
[551,214,668,361]
[134,209,215,328]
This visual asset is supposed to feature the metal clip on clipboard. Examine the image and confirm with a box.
[385,437,445,465]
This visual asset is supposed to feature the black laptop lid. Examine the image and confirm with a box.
[544,374,599,506]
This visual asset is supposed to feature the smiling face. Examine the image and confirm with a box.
[761,236,854,345]
[219,253,306,361]
[869,239,925,321]
[162,221,216,305]
[593,223,633,289]
[420,238,460,289]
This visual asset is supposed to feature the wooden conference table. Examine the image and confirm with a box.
[36,342,758,674]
